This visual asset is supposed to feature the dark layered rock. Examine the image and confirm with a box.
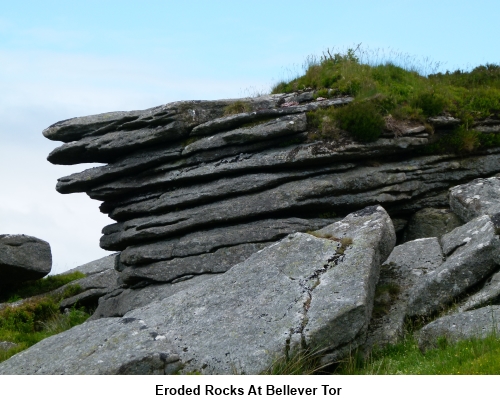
[39,254,118,311]
[0,234,52,288]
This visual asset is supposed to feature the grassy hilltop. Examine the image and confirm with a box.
[272,46,500,153]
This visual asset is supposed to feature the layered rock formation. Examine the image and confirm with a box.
[2,93,500,374]
[41,94,500,307]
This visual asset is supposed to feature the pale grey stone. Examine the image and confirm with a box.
[303,206,396,359]
[90,274,217,319]
[61,254,117,276]
[475,125,500,134]
[418,306,500,351]
[366,238,443,348]
[449,177,500,222]
[0,206,393,375]
[0,341,18,351]
[407,216,500,317]
[427,116,461,127]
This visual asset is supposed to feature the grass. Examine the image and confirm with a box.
[2,271,86,302]
[272,46,500,149]
[0,295,90,363]
[263,347,331,375]
[223,100,252,116]
[336,333,500,375]
[263,332,500,375]
[0,272,90,363]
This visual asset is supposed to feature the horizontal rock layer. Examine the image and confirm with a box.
[43,93,500,300]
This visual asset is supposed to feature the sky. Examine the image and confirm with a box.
[0,0,498,274]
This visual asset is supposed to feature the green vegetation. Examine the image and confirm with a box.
[263,347,330,375]
[372,282,401,318]
[273,46,500,148]
[1,271,85,302]
[336,333,500,375]
[223,100,252,116]
[263,333,500,375]
[0,296,90,363]
[0,272,90,363]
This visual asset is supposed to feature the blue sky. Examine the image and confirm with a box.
[1,0,498,273]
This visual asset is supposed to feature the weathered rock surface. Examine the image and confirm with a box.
[407,215,500,317]
[17,93,500,374]
[90,274,217,320]
[56,254,119,310]
[458,271,500,312]
[61,254,117,276]
[0,235,52,287]
[449,177,500,222]
[0,205,394,374]
[118,242,273,285]
[418,306,500,351]
[366,237,443,348]
[403,208,463,242]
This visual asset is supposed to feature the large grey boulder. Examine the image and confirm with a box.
[366,237,443,348]
[0,234,52,287]
[407,215,500,317]
[449,177,500,222]
[418,306,500,351]
[403,208,463,242]
[0,205,394,375]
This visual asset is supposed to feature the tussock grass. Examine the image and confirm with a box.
[263,347,332,375]
[264,333,500,375]
[0,295,90,363]
[0,272,90,363]
[336,333,500,375]
[273,45,500,149]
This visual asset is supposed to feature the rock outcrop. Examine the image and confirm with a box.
[0,205,395,374]
[2,93,500,374]
[0,234,52,288]
[40,94,500,302]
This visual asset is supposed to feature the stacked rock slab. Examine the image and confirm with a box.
[43,94,500,311]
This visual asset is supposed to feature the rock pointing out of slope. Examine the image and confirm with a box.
[0,235,52,287]
[0,205,394,375]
